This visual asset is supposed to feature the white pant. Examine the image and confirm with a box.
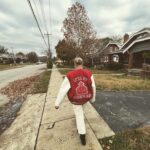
[72,104,86,134]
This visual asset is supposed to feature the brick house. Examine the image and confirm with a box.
[116,28,150,68]
[88,28,150,69]
[100,42,121,64]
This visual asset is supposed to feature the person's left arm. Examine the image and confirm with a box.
[90,75,96,103]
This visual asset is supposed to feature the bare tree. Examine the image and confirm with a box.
[110,35,122,44]
[0,45,8,54]
[61,2,96,60]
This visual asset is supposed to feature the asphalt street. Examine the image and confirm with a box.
[0,64,46,89]
[93,91,150,132]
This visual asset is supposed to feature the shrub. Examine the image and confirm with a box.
[97,65,104,70]
[105,62,124,70]
[47,59,53,69]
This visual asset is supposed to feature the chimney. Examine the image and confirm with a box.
[123,33,129,43]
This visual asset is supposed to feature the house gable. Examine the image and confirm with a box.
[120,28,150,53]
[128,39,150,53]
[103,43,120,55]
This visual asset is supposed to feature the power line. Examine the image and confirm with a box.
[38,0,49,34]
[28,0,53,57]
[49,0,52,34]
[38,0,51,56]
[27,0,48,48]
[32,0,45,32]
[49,0,53,49]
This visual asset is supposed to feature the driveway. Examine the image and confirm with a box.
[93,91,150,132]
[0,64,46,89]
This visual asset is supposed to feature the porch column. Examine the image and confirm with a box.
[108,55,111,63]
[128,53,133,68]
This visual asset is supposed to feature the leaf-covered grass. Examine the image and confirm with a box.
[90,68,126,74]
[100,127,150,150]
[31,70,51,93]
[58,68,150,91]
[94,74,150,91]
[0,75,40,100]
[58,68,125,75]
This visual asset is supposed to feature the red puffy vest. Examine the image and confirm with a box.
[67,69,93,105]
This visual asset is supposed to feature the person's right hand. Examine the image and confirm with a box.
[55,106,59,109]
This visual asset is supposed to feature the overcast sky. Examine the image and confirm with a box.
[0,0,150,56]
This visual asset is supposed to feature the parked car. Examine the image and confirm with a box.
[36,61,43,65]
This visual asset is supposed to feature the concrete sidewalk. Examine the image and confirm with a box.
[0,94,46,150]
[36,68,114,150]
[0,68,114,150]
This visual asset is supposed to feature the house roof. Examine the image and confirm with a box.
[89,27,150,57]
[122,35,150,53]
[103,42,122,50]
[55,59,63,63]
[120,28,150,53]
[98,42,121,55]
[138,27,150,33]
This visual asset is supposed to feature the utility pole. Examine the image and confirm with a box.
[44,33,52,59]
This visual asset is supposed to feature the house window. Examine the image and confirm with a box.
[113,55,119,62]
[104,56,109,62]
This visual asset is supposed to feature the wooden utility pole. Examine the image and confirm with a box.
[44,33,52,59]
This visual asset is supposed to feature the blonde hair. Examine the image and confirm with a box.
[74,57,83,66]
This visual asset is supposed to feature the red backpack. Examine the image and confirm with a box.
[66,69,93,105]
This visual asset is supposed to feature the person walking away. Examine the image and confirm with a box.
[55,57,96,145]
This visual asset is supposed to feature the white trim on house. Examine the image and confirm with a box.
[103,42,121,50]
[121,29,150,50]
[99,42,121,55]
[122,36,150,53]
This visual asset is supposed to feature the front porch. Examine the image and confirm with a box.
[128,51,146,68]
